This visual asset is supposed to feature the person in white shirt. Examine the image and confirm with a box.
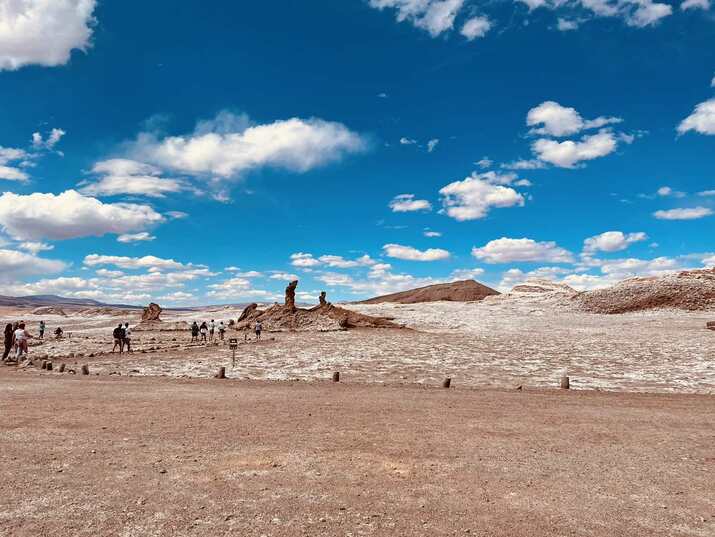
[209,320,215,341]
[124,322,133,353]
[14,322,31,360]
[218,321,226,341]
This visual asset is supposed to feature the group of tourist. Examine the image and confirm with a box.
[2,320,61,363]
[190,319,228,343]
[111,323,133,353]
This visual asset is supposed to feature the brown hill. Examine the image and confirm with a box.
[575,268,715,313]
[358,279,499,305]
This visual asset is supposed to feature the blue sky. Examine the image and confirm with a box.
[0,0,713,305]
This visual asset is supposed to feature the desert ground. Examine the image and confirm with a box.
[1,295,714,536]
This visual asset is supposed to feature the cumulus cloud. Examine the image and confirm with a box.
[389,193,433,212]
[130,112,366,179]
[427,138,440,152]
[31,128,65,150]
[653,207,713,220]
[400,137,417,145]
[290,252,376,269]
[368,0,466,37]
[439,172,526,221]
[83,254,203,271]
[79,159,191,198]
[461,16,491,40]
[206,277,278,300]
[383,243,450,261]
[531,130,618,168]
[0,146,30,181]
[680,0,710,9]
[117,232,156,243]
[449,267,486,280]
[0,248,66,280]
[0,190,164,241]
[269,272,300,281]
[527,101,622,137]
[677,98,715,136]
[18,241,54,254]
[557,18,579,30]
[423,229,442,237]
[0,0,97,70]
[583,231,647,253]
[290,252,322,268]
[472,237,574,263]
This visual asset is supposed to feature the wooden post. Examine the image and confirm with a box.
[560,375,570,389]
[442,377,451,389]
[81,364,89,376]
[216,367,226,379]
[46,361,53,371]
[332,371,340,382]
[58,363,66,373]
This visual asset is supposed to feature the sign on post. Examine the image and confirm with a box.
[229,338,238,367]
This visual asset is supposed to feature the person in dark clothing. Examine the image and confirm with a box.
[112,324,125,353]
[2,323,14,361]
[191,321,199,342]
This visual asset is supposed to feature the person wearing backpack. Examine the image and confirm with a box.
[112,324,125,353]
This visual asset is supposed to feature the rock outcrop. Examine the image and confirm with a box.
[358,280,499,305]
[706,321,715,331]
[235,283,400,332]
[142,303,162,321]
[575,269,715,314]
[31,306,67,316]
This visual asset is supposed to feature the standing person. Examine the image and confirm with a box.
[2,323,14,361]
[255,320,263,341]
[124,322,133,353]
[199,321,208,344]
[13,322,32,360]
[112,324,125,353]
[209,319,215,342]
[190,321,199,342]
[39,320,45,340]
[218,321,226,341]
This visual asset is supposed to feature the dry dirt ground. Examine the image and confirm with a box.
[0,372,713,537]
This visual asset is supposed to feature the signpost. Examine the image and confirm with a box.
[229,338,238,367]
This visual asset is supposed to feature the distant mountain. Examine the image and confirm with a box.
[0,294,141,309]
[357,280,500,304]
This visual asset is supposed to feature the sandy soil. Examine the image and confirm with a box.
[0,372,713,537]
[3,299,714,393]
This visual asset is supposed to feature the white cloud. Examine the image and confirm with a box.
[368,0,465,37]
[79,159,190,198]
[460,16,491,40]
[526,101,622,137]
[626,0,672,27]
[677,98,715,136]
[389,193,433,212]
[0,248,65,280]
[206,277,278,300]
[18,241,53,254]
[501,158,546,170]
[83,254,203,271]
[0,0,96,70]
[653,207,713,220]
[557,18,579,30]
[117,232,156,243]
[31,128,65,150]
[583,231,647,253]
[423,229,442,237]
[400,137,417,145]
[290,252,322,268]
[681,0,710,9]
[698,190,715,197]
[427,138,440,152]
[290,252,376,269]
[0,146,30,181]
[439,172,525,221]
[472,237,574,264]
[131,112,366,179]
[449,267,486,280]
[475,157,492,168]
[0,190,164,240]
[498,266,573,291]
[383,243,450,261]
[531,130,618,168]
[269,272,299,281]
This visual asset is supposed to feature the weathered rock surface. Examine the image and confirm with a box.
[142,303,162,321]
[235,283,399,332]
[706,321,715,331]
[133,320,191,332]
[31,306,67,316]
[576,269,715,314]
[358,279,499,305]
[510,280,578,296]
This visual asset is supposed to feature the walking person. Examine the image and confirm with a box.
[124,322,133,353]
[2,323,14,362]
[199,321,208,344]
[13,322,32,360]
[190,321,199,342]
[209,319,215,342]
[255,320,263,341]
[112,324,125,353]
[218,321,226,341]
[39,320,45,340]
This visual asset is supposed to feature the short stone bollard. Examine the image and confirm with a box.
[58,363,66,373]
[442,378,451,389]
[560,375,570,389]
[81,365,90,376]
[215,367,226,379]
[332,371,340,382]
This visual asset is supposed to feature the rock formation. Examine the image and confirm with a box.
[31,306,67,317]
[142,303,162,321]
[358,279,499,305]
[706,321,715,331]
[234,281,400,332]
